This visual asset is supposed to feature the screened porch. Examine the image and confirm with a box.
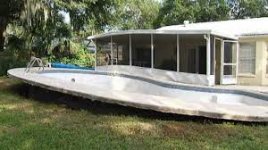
[89,31,238,86]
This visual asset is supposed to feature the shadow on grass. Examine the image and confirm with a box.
[8,83,267,126]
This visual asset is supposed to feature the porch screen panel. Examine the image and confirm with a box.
[179,35,206,74]
[132,34,151,68]
[96,37,111,66]
[112,35,129,65]
[154,34,177,71]
[239,43,256,74]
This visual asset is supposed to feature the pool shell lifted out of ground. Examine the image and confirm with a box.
[7,68,268,122]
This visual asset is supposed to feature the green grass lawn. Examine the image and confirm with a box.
[0,77,267,150]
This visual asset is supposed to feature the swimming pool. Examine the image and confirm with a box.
[8,68,268,122]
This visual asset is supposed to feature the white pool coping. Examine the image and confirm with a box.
[8,68,268,122]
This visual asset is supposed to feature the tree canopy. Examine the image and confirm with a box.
[0,0,24,51]
[228,0,268,19]
[154,0,268,28]
[111,0,159,30]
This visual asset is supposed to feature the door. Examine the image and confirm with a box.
[221,40,238,84]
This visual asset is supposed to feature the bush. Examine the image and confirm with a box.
[0,23,95,76]
[51,41,95,67]
[0,50,29,76]
[0,33,30,75]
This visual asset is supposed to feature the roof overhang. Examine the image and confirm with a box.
[87,29,238,40]
[211,31,238,40]
[238,33,268,39]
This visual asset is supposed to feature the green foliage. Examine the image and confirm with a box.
[0,24,29,75]
[154,0,230,27]
[154,0,268,27]
[51,41,95,67]
[0,43,29,76]
[154,0,193,27]
[0,0,24,51]
[0,0,97,75]
[194,0,230,22]
[228,0,268,19]
[111,0,160,30]
[54,0,116,34]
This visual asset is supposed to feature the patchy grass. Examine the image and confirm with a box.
[0,77,267,150]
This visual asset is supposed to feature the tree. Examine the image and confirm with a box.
[154,0,195,28]
[194,0,230,22]
[0,0,24,51]
[54,0,116,36]
[154,0,230,28]
[228,0,268,19]
[155,0,268,28]
[16,0,72,57]
[111,0,160,30]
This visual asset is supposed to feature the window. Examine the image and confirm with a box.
[239,43,256,74]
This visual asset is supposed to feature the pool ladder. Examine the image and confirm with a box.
[25,57,45,73]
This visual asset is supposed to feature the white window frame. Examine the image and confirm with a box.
[238,42,256,76]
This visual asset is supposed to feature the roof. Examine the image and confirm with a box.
[87,29,214,40]
[87,29,238,40]
[158,17,268,38]
[88,18,268,40]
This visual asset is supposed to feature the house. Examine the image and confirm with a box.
[87,17,268,86]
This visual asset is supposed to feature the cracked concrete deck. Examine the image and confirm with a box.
[7,68,268,122]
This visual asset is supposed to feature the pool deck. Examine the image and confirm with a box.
[95,66,268,94]
[7,68,268,122]
[217,85,268,94]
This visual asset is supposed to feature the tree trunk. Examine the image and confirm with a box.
[0,16,7,51]
[0,29,4,51]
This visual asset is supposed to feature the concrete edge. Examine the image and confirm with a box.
[7,68,268,122]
